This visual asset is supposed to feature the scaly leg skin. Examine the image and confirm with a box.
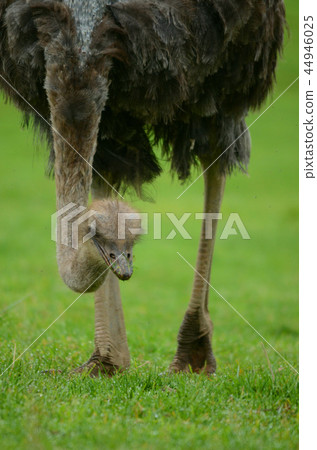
[74,271,130,377]
[170,162,226,375]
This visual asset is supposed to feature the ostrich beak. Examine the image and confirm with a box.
[92,238,133,281]
[110,253,133,281]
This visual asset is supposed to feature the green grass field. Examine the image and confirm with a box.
[0,2,298,449]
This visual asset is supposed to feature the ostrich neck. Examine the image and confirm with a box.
[52,113,98,210]
[51,109,107,293]
[42,0,113,292]
[54,134,95,210]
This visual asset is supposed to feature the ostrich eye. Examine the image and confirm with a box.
[127,253,131,258]
[109,253,116,259]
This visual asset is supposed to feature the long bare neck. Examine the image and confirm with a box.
[49,95,107,293]
[51,104,99,210]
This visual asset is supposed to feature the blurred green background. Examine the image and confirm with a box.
[0,1,298,448]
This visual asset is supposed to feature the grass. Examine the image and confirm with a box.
[0,1,298,448]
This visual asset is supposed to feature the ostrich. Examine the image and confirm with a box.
[0,0,285,375]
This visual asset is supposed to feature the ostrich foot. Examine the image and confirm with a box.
[169,311,216,375]
[42,360,121,378]
[73,351,127,378]
[169,334,216,375]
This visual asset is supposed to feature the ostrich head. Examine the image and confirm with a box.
[56,200,141,292]
[86,200,141,281]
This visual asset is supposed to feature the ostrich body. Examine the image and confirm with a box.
[0,0,285,374]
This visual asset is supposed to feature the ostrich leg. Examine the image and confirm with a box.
[77,271,130,376]
[170,161,226,374]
